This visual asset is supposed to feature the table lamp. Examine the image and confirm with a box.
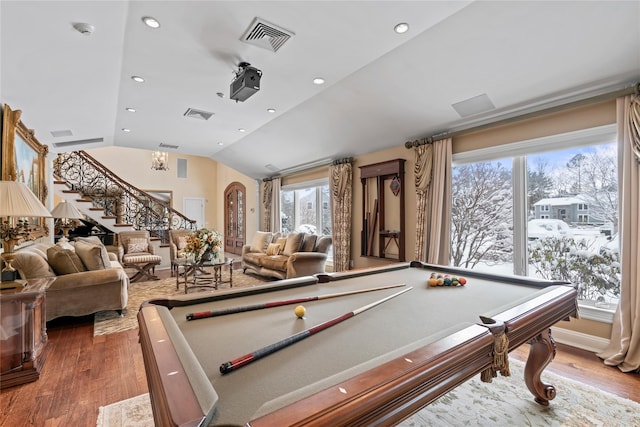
[50,200,84,243]
[0,180,52,287]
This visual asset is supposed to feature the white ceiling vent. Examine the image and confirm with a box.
[241,17,294,52]
[53,137,103,148]
[184,108,214,121]
[51,129,73,138]
[451,93,496,118]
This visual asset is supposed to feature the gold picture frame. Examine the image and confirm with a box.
[1,103,49,236]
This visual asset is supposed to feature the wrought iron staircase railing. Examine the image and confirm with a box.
[53,150,196,244]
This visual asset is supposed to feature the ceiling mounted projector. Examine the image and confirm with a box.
[230,62,262,102]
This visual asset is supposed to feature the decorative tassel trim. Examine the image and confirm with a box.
[480,331,510,383]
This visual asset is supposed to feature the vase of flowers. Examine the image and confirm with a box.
[185,228,223,263]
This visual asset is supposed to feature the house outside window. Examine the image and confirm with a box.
[450,125,620,317]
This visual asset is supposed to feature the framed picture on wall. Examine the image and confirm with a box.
[1,103,49,237]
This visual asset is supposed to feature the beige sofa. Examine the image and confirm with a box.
[241,231,332,280]
[12,237,129,321]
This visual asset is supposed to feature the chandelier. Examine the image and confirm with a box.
[151,151,169,171]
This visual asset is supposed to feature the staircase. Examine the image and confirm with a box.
[53,151,196,247]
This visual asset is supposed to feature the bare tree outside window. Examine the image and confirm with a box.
[450,161,513,269]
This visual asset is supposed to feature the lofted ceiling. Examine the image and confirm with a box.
[1,1,639,179]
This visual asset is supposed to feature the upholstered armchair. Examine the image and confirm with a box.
[169,229,192,276]
[117,230,162,282]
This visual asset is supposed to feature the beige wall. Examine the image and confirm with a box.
[86,146,258,241]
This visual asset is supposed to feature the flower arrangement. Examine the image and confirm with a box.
[1,219,32,245]
[185,228,223,262]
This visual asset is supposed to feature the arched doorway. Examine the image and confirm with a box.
[224,182,246,255]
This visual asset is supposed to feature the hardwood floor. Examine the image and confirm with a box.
[1,274,638,426]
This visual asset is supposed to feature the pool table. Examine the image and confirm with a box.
[137,261,577,426]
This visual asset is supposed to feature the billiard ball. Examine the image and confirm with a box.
[294,305,306,318]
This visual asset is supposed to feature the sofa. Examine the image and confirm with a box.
[241,231,332,280]
[11,237,129,321]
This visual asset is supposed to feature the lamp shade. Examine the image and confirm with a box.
[0,180,51,217]
[50,200,84,219]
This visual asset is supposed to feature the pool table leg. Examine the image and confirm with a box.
[524,328,557,406]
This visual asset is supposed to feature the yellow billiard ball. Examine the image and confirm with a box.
[294,305,306,318]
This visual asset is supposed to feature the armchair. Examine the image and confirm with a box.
[169,229,191,276]
[117,230,162,282]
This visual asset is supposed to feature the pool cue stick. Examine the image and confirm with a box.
[219,286,413,374]
[186,283,406,320]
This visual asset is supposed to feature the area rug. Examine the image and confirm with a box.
[93,270,267,336]
[96,358,640,427]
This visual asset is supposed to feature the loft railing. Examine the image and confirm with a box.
[53,150,196,244]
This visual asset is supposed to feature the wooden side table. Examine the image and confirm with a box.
[1,277,55,389]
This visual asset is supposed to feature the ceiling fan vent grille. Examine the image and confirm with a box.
[184,108,214,121]
[241,18,294,52]
[159,143,179,149]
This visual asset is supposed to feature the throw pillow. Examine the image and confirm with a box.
[250,231,273,253]
[11,251,56,279]
[74,239,111,270]
[266,243,281,256]
[74,236,104,246]
[177,236,188,250]
[47,245,86,275]
[275,237,287,252]
[282,232,305,256]
[301,234,317,252]
[127,237,149,254]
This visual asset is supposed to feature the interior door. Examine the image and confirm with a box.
[224,183,246,255]
[183,197,205,229]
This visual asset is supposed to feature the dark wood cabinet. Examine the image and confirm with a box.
[1,278,54,389]
[359,159,405,261]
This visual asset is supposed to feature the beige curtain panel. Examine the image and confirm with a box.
[412,141,433,261]
[411,137,452,264]
[424,138,452,265]
[629,94,640,162]
[330,160,353,272]
[262,180,273,231]
[270,177,281,233]
[597,95,640,372]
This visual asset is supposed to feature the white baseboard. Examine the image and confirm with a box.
[550,326,610,353]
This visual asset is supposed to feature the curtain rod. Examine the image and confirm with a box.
[262,157,352,181]
[405,83,640,148]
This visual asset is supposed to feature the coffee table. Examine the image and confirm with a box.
[173,257,233,293]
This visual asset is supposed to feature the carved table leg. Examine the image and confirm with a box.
[524,328,557,406]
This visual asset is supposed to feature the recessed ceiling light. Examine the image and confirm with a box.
[131,75,145,83]
[394,23,409,34]
[217,142,224,146]
[142,16,160,29]
[125,107,136,113]
[313,77,325,85]
[122,128,131,132]
[267,108,276,113]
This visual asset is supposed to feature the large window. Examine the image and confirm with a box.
[451,125,620,311]
[280,179,331,237]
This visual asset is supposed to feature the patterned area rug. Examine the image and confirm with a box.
[93,269,268,336]
[96,358,640,427]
